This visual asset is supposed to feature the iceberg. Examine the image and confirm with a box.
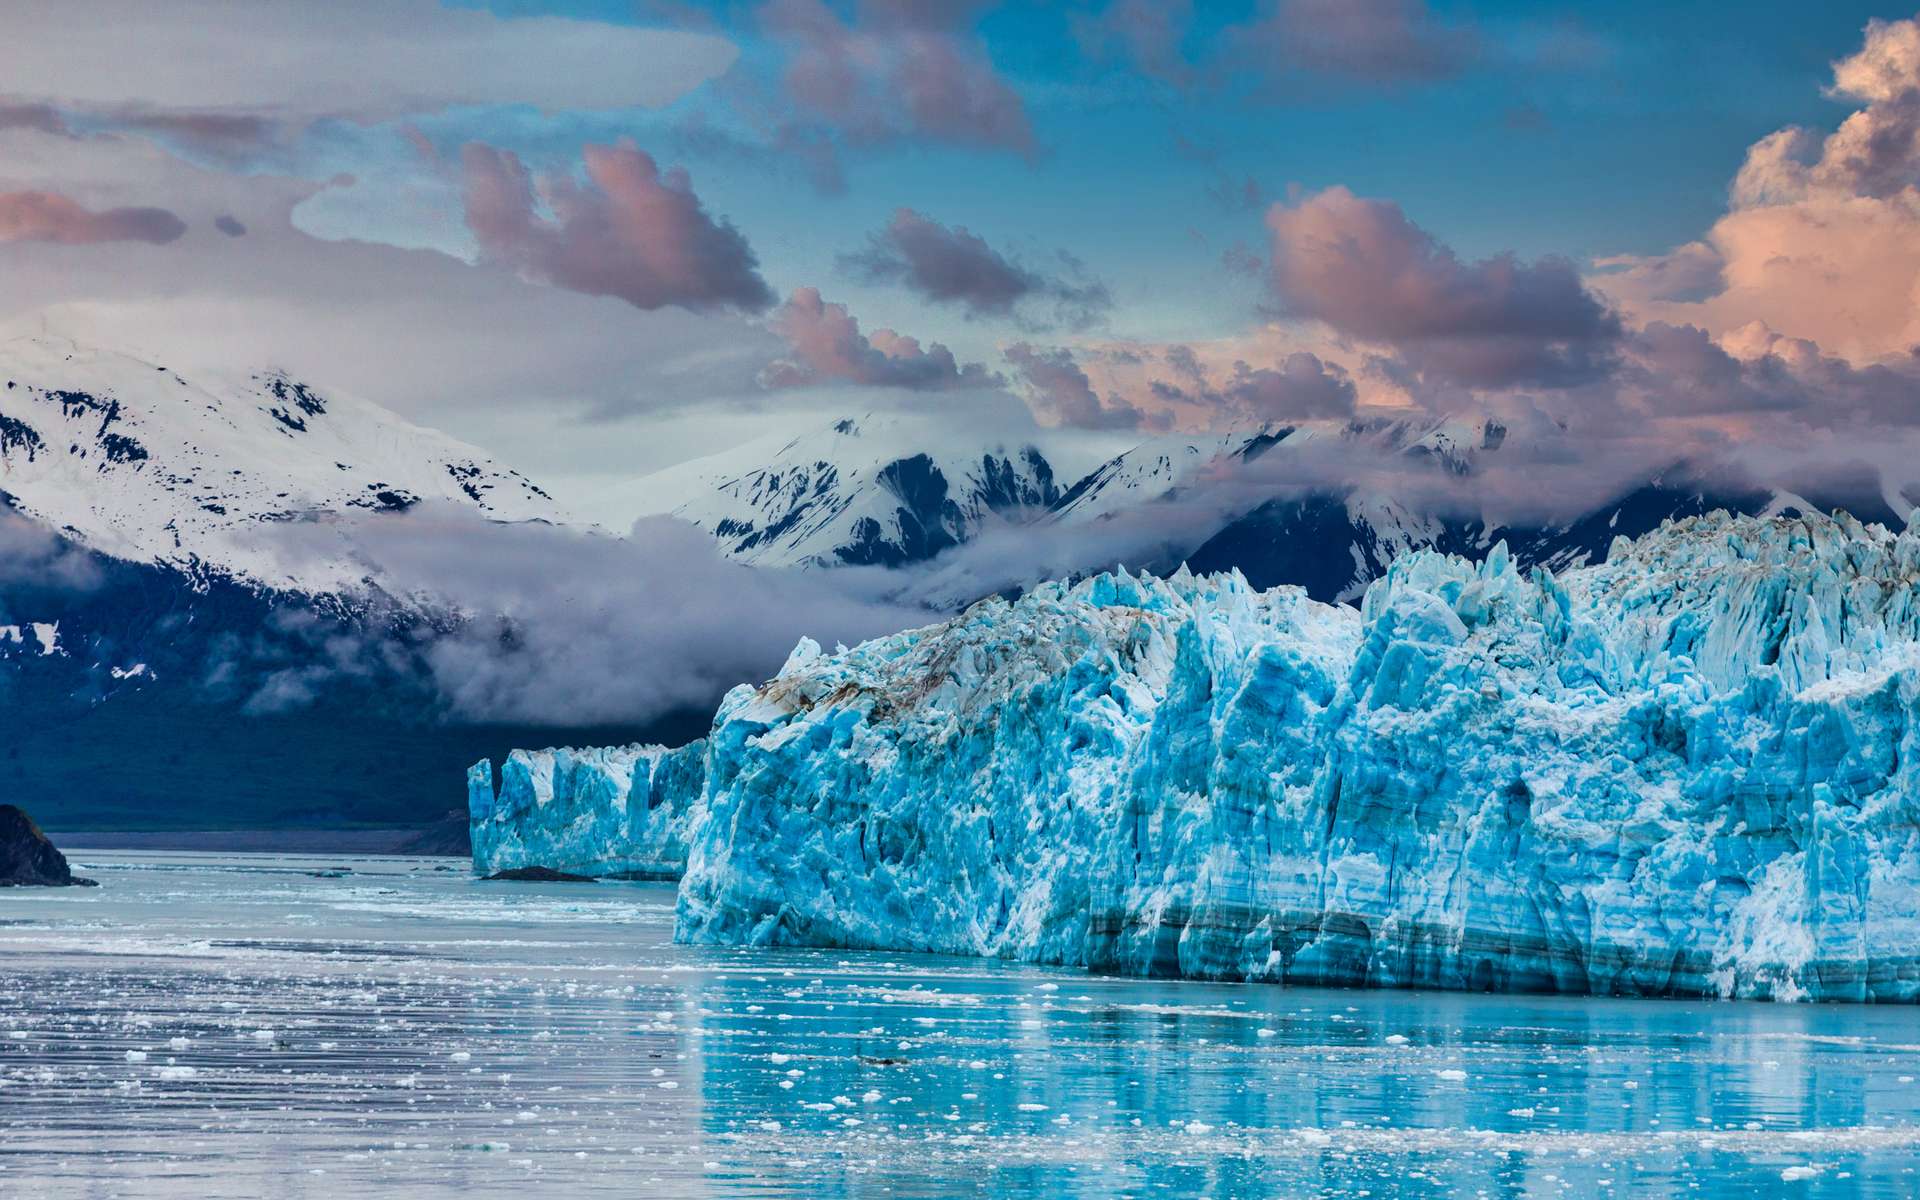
[674,511,1920,1001]
[468,741,706,880]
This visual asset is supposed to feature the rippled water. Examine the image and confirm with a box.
[3,853,1919,1198]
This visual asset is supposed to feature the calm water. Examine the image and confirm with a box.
[3,853,1919,1198]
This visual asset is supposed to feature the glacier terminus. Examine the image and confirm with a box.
[474,511,1920,1002]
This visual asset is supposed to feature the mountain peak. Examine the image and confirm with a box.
[0,336,565,594]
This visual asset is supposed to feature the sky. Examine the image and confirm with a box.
[3,0,1920,523]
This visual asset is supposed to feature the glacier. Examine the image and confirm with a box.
[664,510,1920,1001]
[468,742,706,880]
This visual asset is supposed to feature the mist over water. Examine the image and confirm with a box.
[2,854,1918,1197]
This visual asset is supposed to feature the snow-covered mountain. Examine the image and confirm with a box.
[622,407,1787,602]
[0,335,564,593]
[0,335,613,836]
[617,410,1119,568]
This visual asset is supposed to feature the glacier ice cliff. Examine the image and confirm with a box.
[468,742,706,880]
[672,511,1920,1001]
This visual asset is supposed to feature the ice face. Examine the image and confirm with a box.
[672,511,1920,1001]
[468,741,706,879]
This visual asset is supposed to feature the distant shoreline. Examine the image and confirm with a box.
[50,829,460,856]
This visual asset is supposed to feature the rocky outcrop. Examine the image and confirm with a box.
[0,806,96,887]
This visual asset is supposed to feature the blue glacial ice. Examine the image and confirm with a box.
[666,511,1920,1001]
[468,741,706,879]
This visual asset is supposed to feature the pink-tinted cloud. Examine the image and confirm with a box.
[1250,0,1480,84]
[1005,342,1162,430]
[760,0,1036,159]
[1151,352,1358,422]
[1079,0,1478,93]
[462,140,773,315]
[1597,16,1920,364]
[761,287,998,390]
[1590,241,1724,305]
[0,190,186,245]
[1621,319,1920,428]
[0,103,69,136]
[1075,0,1196,86]
[844,208,1111,327]
[860,0,998,31]
[1266,186,1620,388]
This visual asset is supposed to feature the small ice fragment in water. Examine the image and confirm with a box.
[125,1050,148,1062]
[1384,1034,1409,1045]
[1435,1069,1468,1081]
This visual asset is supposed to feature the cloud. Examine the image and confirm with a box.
[761,287,999,390]
[1596,15,1920,364]
[762,0,1036,159]
[1246,0,1481,84]
[0,190,185,245]
[1590,241,1724,306]
[0,504,101,593]
[1266,186,1621,389]
[843,208,1111,328]
[1620,319,1920,428]
[0,0,736,124]
[1075,0,1197,87]
[1150,352,1358,422]
[1005,342,1160,430]
[0,103,68,137]
[248,505,921,726]
[462,140,774,315]
[1079,0,1479,94]
[0,128,789,495]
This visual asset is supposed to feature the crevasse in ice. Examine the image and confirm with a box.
[468,741,706,879]
[673,511,1920,1001]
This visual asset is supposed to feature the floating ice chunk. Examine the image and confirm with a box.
[468,742,707,880]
